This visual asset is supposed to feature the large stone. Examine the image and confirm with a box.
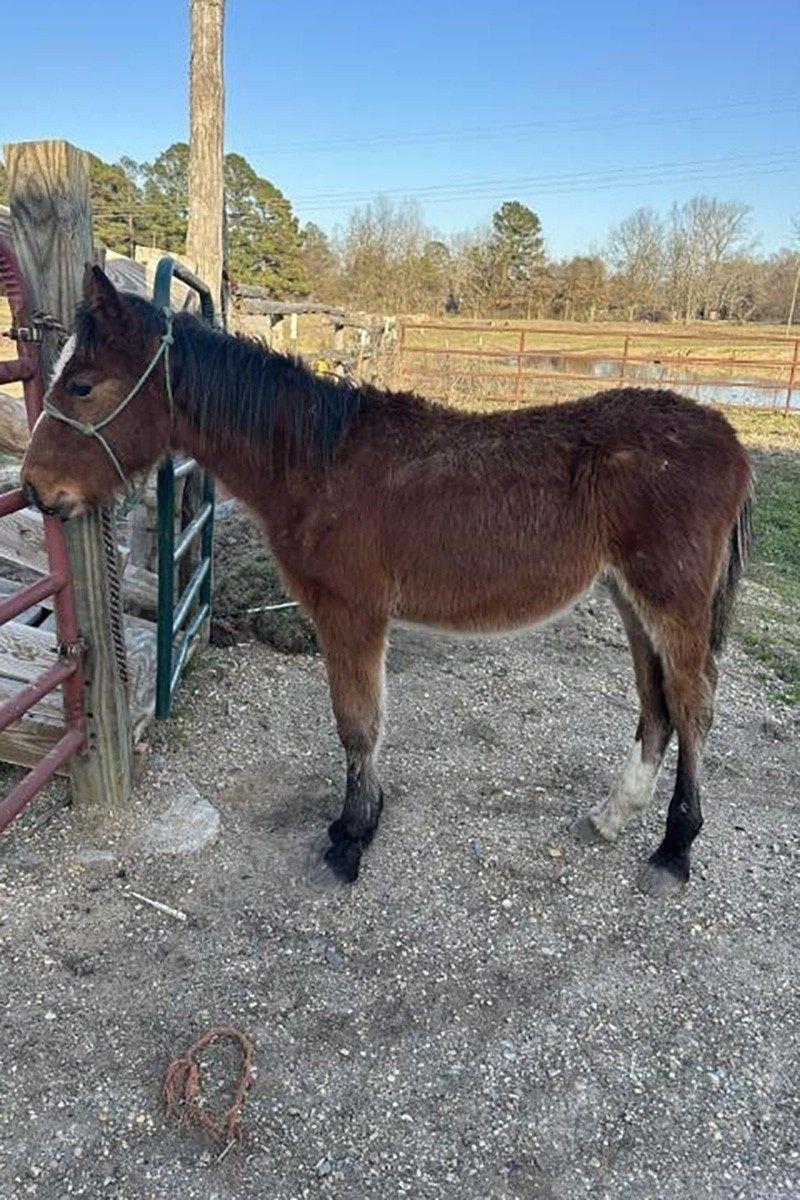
[138,775,220,856]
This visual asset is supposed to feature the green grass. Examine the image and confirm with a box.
[736,451,800,705]
[751,456,800,573]
[724,408,800,452]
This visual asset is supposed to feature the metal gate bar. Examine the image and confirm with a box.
[152,256,216,720]
[0,235,87,833]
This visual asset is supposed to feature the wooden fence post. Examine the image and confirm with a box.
[515,329,525,399]
[5,139,133,819]
[186,0,226,319]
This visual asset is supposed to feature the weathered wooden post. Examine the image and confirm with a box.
[5,139,133,818]
[186,0,226,319]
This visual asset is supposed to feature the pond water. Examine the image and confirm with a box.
[536,354,797,410]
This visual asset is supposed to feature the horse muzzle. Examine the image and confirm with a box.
[21,477,86,521]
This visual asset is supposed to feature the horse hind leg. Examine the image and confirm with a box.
[311,600,387,884]
[572,579,672,844]
[637,619,718,898]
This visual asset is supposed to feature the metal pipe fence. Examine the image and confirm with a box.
[152,256,216,720]
[0,236,87,834]
[397,319,800,411]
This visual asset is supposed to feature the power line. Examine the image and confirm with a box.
[289,151,799,206]
[298,165,799,215]
[250,97,800,156]
[90,150,798,220]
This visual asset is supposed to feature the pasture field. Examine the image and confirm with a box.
[399,317,800,389]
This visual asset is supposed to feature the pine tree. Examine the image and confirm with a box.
[489,200,545,311]
[225,153,307,294]
[138,142,191,253]
[88,155,140,255]
[131,143,307,295]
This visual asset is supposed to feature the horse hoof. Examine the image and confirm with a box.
[304,833,354,891]
[636,858,688,899]
[324,835,363,884]
[570,813,615,846]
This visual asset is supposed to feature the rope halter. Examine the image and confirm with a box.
[44,309,175,486]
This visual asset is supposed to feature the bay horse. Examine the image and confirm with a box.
[21,267,753,898]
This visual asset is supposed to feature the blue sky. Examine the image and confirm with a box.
[2,0,798,257]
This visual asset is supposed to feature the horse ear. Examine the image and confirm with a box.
[82,264,124,322]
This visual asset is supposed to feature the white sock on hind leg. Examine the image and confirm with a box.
[590,740,660,841]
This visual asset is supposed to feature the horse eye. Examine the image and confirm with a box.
[68,381,93,398]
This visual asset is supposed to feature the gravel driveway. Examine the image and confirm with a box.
[0,588,797,1199]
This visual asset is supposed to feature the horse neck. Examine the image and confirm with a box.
[169,408,277,513]
[165,318,349,513]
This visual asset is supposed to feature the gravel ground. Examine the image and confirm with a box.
[0,588,798,1199]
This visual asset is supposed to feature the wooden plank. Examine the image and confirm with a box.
[104,254,147,297]
[0,612,158,762]
[0,622,66,773]
[0,391,29,454]
[36,611,156,741]
[231,287,344,317]
[0,506,48,574]
[122,562,158,616]
[0,505,130,577]
[0,453,22,490]
[0,619,59,682]
[126,618,157,742]
[5,139,133,818]
[0,574,47,625]
[236,296,346,319]
[0,711,65,773]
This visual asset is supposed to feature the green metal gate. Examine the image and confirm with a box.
[153,257,216,719]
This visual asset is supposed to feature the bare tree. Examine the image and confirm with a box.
[606,207,664,318]
[665,197,753,321]
[338,197,445,313]
[553,255,607,320]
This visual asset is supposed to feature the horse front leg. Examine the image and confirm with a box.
[314,603,388,883]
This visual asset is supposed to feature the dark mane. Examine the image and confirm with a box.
[173,310,361,468]
[80,293,361,470]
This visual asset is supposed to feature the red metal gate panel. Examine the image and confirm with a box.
[0,236,87,832]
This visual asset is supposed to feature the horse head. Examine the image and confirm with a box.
[22,266,173,518]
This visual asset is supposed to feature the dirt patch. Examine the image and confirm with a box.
[1,586,798,1198]
[211,500,317,654]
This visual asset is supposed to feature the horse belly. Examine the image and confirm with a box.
[392,531,598,633]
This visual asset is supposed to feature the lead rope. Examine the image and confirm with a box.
[163,1024,255,1148]
[101,507,129,689]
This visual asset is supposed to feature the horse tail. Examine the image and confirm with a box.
[710,477,754,655]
